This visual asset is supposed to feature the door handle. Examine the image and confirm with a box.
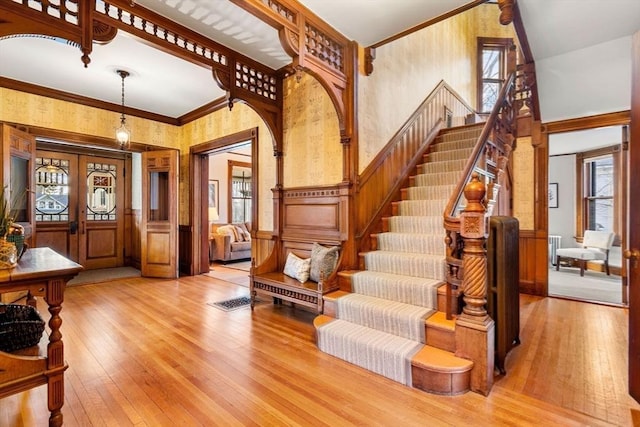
[69,221,78,235]
[623,248,640,268]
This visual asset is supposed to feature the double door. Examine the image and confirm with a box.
[35,150,124,269]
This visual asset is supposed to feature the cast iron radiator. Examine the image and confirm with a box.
[486,216,520,375]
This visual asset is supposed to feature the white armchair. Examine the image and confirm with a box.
[555,230,615,276]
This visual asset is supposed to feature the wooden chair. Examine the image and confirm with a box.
[555,230,615,276]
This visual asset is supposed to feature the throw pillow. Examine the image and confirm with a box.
[309,242,340,282]
[283,253,311,283]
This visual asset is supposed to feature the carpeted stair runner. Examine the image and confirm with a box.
[317,124,482,387]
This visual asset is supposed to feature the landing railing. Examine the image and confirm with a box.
[356,81,478,257]
[443,65,533,320]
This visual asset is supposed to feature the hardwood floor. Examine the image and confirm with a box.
[1,274,638,426]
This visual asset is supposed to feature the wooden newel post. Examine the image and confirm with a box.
[460,172,489,322]
[455,172,495,395]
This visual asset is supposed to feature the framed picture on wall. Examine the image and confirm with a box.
[548,182,558,208]
[208,179,219,209]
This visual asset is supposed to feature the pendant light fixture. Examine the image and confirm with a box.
[115,69,130,150]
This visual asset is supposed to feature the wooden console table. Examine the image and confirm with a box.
[0,247,82,426]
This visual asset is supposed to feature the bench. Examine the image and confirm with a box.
[251,184,349,313]
[250,240,342,313]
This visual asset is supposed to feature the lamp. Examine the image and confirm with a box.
[208,206,219,221]
[115,69,130,150]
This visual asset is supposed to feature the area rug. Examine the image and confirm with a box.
[548,268,623,305]
[67,267,141,286]
[220,260,251,272]
[208,296,252,311]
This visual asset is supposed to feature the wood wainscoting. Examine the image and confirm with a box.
[518,229,547,296]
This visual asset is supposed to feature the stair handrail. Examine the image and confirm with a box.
[443,65,533,320]
[356,80,478,258]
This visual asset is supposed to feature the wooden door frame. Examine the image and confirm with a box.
[189,128,259,275]
[629,29,640,403]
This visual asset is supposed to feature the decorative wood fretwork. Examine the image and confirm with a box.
[96,1,228,67]
[233,0,353,146]
[0,0,284,153]
[235,61,278,102]
[304,22,344,73]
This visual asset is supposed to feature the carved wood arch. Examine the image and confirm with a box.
[0,0,284,156]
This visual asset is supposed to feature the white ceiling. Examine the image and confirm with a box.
[1,0,639,131]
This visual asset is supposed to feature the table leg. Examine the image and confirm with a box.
[46,278,66,427]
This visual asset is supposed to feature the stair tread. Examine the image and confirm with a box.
[412,346,473,372]
[324,290,350,301]
[425,311,456,331]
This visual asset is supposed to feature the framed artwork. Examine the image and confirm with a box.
[208,179,219,209]
[548,182,558,208]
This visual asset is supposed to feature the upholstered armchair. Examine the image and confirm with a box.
[555,230,615,276]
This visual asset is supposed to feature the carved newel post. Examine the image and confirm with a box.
[455,172,495,395]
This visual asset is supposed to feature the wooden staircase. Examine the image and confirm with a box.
[314,124,484,396]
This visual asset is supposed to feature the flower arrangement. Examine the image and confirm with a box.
[0,185,13,238]
[0,186,24,238]
[0,186,25,268]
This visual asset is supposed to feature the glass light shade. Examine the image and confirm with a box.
[115,121,130,148]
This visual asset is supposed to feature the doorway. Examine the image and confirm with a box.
[547,126,626,305]
[190,128,258,275]
[34,149,125,270]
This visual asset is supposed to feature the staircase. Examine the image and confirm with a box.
[314,123,484,395]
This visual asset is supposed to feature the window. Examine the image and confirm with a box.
[576,145,621,240]
[477,38,514,114]
[584,155,614,232]
[228,160,251,223]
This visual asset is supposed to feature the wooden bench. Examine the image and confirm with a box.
[250,240,342,313]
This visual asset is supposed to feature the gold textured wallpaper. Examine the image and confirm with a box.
[0,88,181,148]
[0,88,276,229]
[358,4,516,173]
[512,136,534,229]
[282,73,342,187]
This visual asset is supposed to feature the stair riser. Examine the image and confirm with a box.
[406,186,455,201]
[419,160,467,174]
[411,366,470,396]
[414,172,461,186]
[376,234,445,255]
[425,148,474,163]
[364,255,445,280]
[425,325,456,352]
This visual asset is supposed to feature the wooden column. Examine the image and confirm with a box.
[455,173,495,395]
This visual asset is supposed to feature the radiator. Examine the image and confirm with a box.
[487,216,520,375]
[548,235,562,266]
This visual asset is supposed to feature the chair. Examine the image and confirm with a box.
[555,230,615,276]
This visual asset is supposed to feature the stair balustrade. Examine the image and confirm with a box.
[356,81,478,258]
[443,65,534,320]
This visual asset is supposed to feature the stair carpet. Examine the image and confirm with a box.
[314,124,483,395]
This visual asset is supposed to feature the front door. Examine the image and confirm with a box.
[35,150,124,269]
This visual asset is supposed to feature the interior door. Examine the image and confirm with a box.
[34,151,79,260]
[78,156,125,269]
[141,150,178,278]
[628,30,640,403]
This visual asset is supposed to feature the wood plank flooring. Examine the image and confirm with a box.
[1,273,638,426]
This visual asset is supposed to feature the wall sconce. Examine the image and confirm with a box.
[115,69,130,150]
